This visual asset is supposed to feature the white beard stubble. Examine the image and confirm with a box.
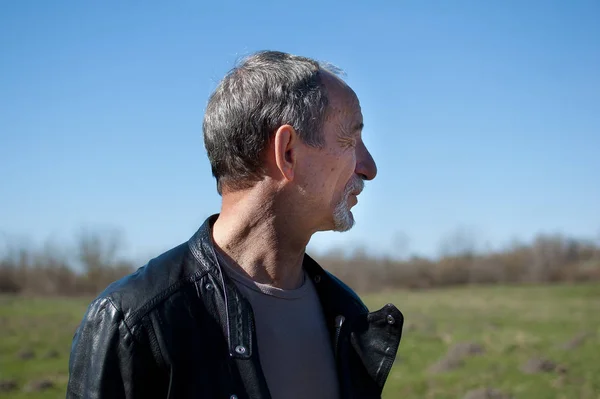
[332,176,364,232]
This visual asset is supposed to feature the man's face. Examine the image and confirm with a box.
[296,74,377,233]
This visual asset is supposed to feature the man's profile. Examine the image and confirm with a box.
[66,50,403,399]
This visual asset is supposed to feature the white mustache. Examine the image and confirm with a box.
[346,177,364,196]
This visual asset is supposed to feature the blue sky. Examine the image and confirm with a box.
[1,0,599,263]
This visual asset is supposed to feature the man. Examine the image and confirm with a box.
[66,50,403,399]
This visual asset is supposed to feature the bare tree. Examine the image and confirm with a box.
[76,227,125,272]
[437,226,482,257]
[528,233,564,282]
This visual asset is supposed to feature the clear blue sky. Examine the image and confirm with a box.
[1,0,599,263]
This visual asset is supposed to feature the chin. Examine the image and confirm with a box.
[332,210,355,232]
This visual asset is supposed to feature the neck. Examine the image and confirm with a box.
[211,186,311,290]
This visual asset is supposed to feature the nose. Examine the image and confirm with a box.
[355,141,377,181]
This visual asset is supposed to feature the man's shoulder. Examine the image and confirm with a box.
[88,240,206,328]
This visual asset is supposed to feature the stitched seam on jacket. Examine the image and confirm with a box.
[150,310,168,370]
[106,297,132,336]
[124,269,209,327]
[106,297,144,365]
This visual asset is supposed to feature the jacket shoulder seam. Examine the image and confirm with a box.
[105,296,135,337]
[123,269,209,327]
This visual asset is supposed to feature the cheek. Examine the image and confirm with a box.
[337,152,357,181]
[330,155,356,194]
[310,149,356,199]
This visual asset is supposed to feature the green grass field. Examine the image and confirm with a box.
[1,283,599,398]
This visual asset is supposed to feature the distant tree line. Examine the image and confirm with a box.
[320,233,600,292]
[1,229,599,296]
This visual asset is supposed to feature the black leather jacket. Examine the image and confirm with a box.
[66,215,404,398]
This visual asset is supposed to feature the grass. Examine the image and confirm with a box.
[0,296,87,398]
[1,283,599,398]
[371,283,600,399]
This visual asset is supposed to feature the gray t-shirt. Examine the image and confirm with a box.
[216,252,340,399]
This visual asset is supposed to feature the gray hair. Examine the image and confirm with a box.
[202,50,342,195]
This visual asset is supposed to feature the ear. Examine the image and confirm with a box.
[273,124,297,182]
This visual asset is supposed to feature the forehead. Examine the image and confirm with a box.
[321,73,362,122]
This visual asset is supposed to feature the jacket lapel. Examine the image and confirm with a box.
[304,254,404,398]
[189,215,272,399]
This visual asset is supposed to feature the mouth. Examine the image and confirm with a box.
[349,179,364,198]
[347,177,365,201]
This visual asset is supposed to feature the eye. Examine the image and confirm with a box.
[338,135,357,149]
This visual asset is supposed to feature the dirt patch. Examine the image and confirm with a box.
[0,379,18,393]
[44,349,60,359]
[521,357,561,374]
[447,342,486,358]
[560,332,589,350]
[437,331,453,344]
[486,321,501,330]
[406,313,438,335]
[24,379,54,392]
[428,341,485,374]
[463,387,513,399]
[428,356,464,373]
[17,349,35,360]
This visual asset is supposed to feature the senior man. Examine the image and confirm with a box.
[67,50,403,399]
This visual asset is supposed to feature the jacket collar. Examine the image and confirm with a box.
[187,214,372,350]
[188,214,404,398]
[188,214,254,360]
